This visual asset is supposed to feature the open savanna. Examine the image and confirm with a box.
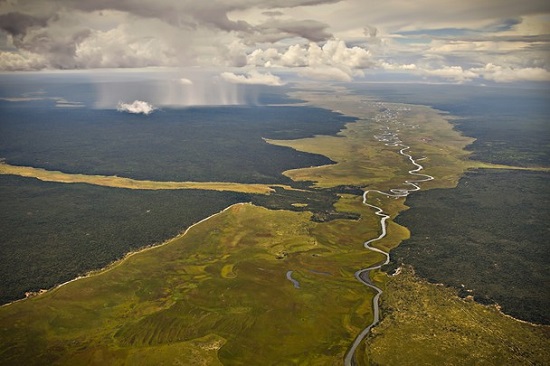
[0,198,388,365]
[362,267,550,365]
[0,161,287,194]
[267,89,476,191]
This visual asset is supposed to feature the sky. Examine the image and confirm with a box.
[0,0,549,84]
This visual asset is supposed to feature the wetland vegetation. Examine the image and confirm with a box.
[366,84,550,326]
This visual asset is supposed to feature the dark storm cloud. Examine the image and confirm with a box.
[254,18,332,42]
[0,12,49,36]
[62,0,342,32]
[66,0,248,31]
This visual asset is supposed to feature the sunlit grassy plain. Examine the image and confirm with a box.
[363,267,550,365]
[0,199,387,365]
[0,163,289,195]
[0,86,548,365]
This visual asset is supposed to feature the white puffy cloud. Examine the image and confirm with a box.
[249,39,373,69]
[421,66,478,83]
[381,62,417,70]
[247,39,373,81]
[379,61,550,84]
[0,49,47,70]
[472,63,550,83]
[220,70,284,85]
[74,24,179,69]
[117,100,156,115]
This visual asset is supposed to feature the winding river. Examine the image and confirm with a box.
[344,123,435,366]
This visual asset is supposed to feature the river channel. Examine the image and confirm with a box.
[344,111,435,366]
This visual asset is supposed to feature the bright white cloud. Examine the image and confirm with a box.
[428,40,529,54]
[117,100,156,115]
[0,50,47,70]
[220,70,284,85]
[248,39,373,69]
[473,63,550,83]
[381,62,417,70]
[247,39,373,81]
[380,61,550,84]
[179,78,193,85]
[74,25,178,69]
[421,66,478,83]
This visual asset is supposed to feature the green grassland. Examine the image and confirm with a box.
[0,176,249,305]
[362,267,550,366]
[0,200,388,365]
[0,161,287,194]
[267,91,475,191]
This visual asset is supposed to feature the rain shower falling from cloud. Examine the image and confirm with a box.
[93,70,269,109]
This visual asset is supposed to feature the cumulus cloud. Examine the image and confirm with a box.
[0,0,342,71]
[220,70,284,85]
[247,39,373,81]
[381,62,417,71]
[117,100,156,115]
[74,24,179,69]
[0,12,49,36]
[0,50,47,70]
[380,61,550,84]
[472,63,550,83]
[421,66,478,83]
[299,66,355,81]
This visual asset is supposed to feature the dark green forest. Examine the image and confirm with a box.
[392,169,550,324]
[0,104,354,184]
